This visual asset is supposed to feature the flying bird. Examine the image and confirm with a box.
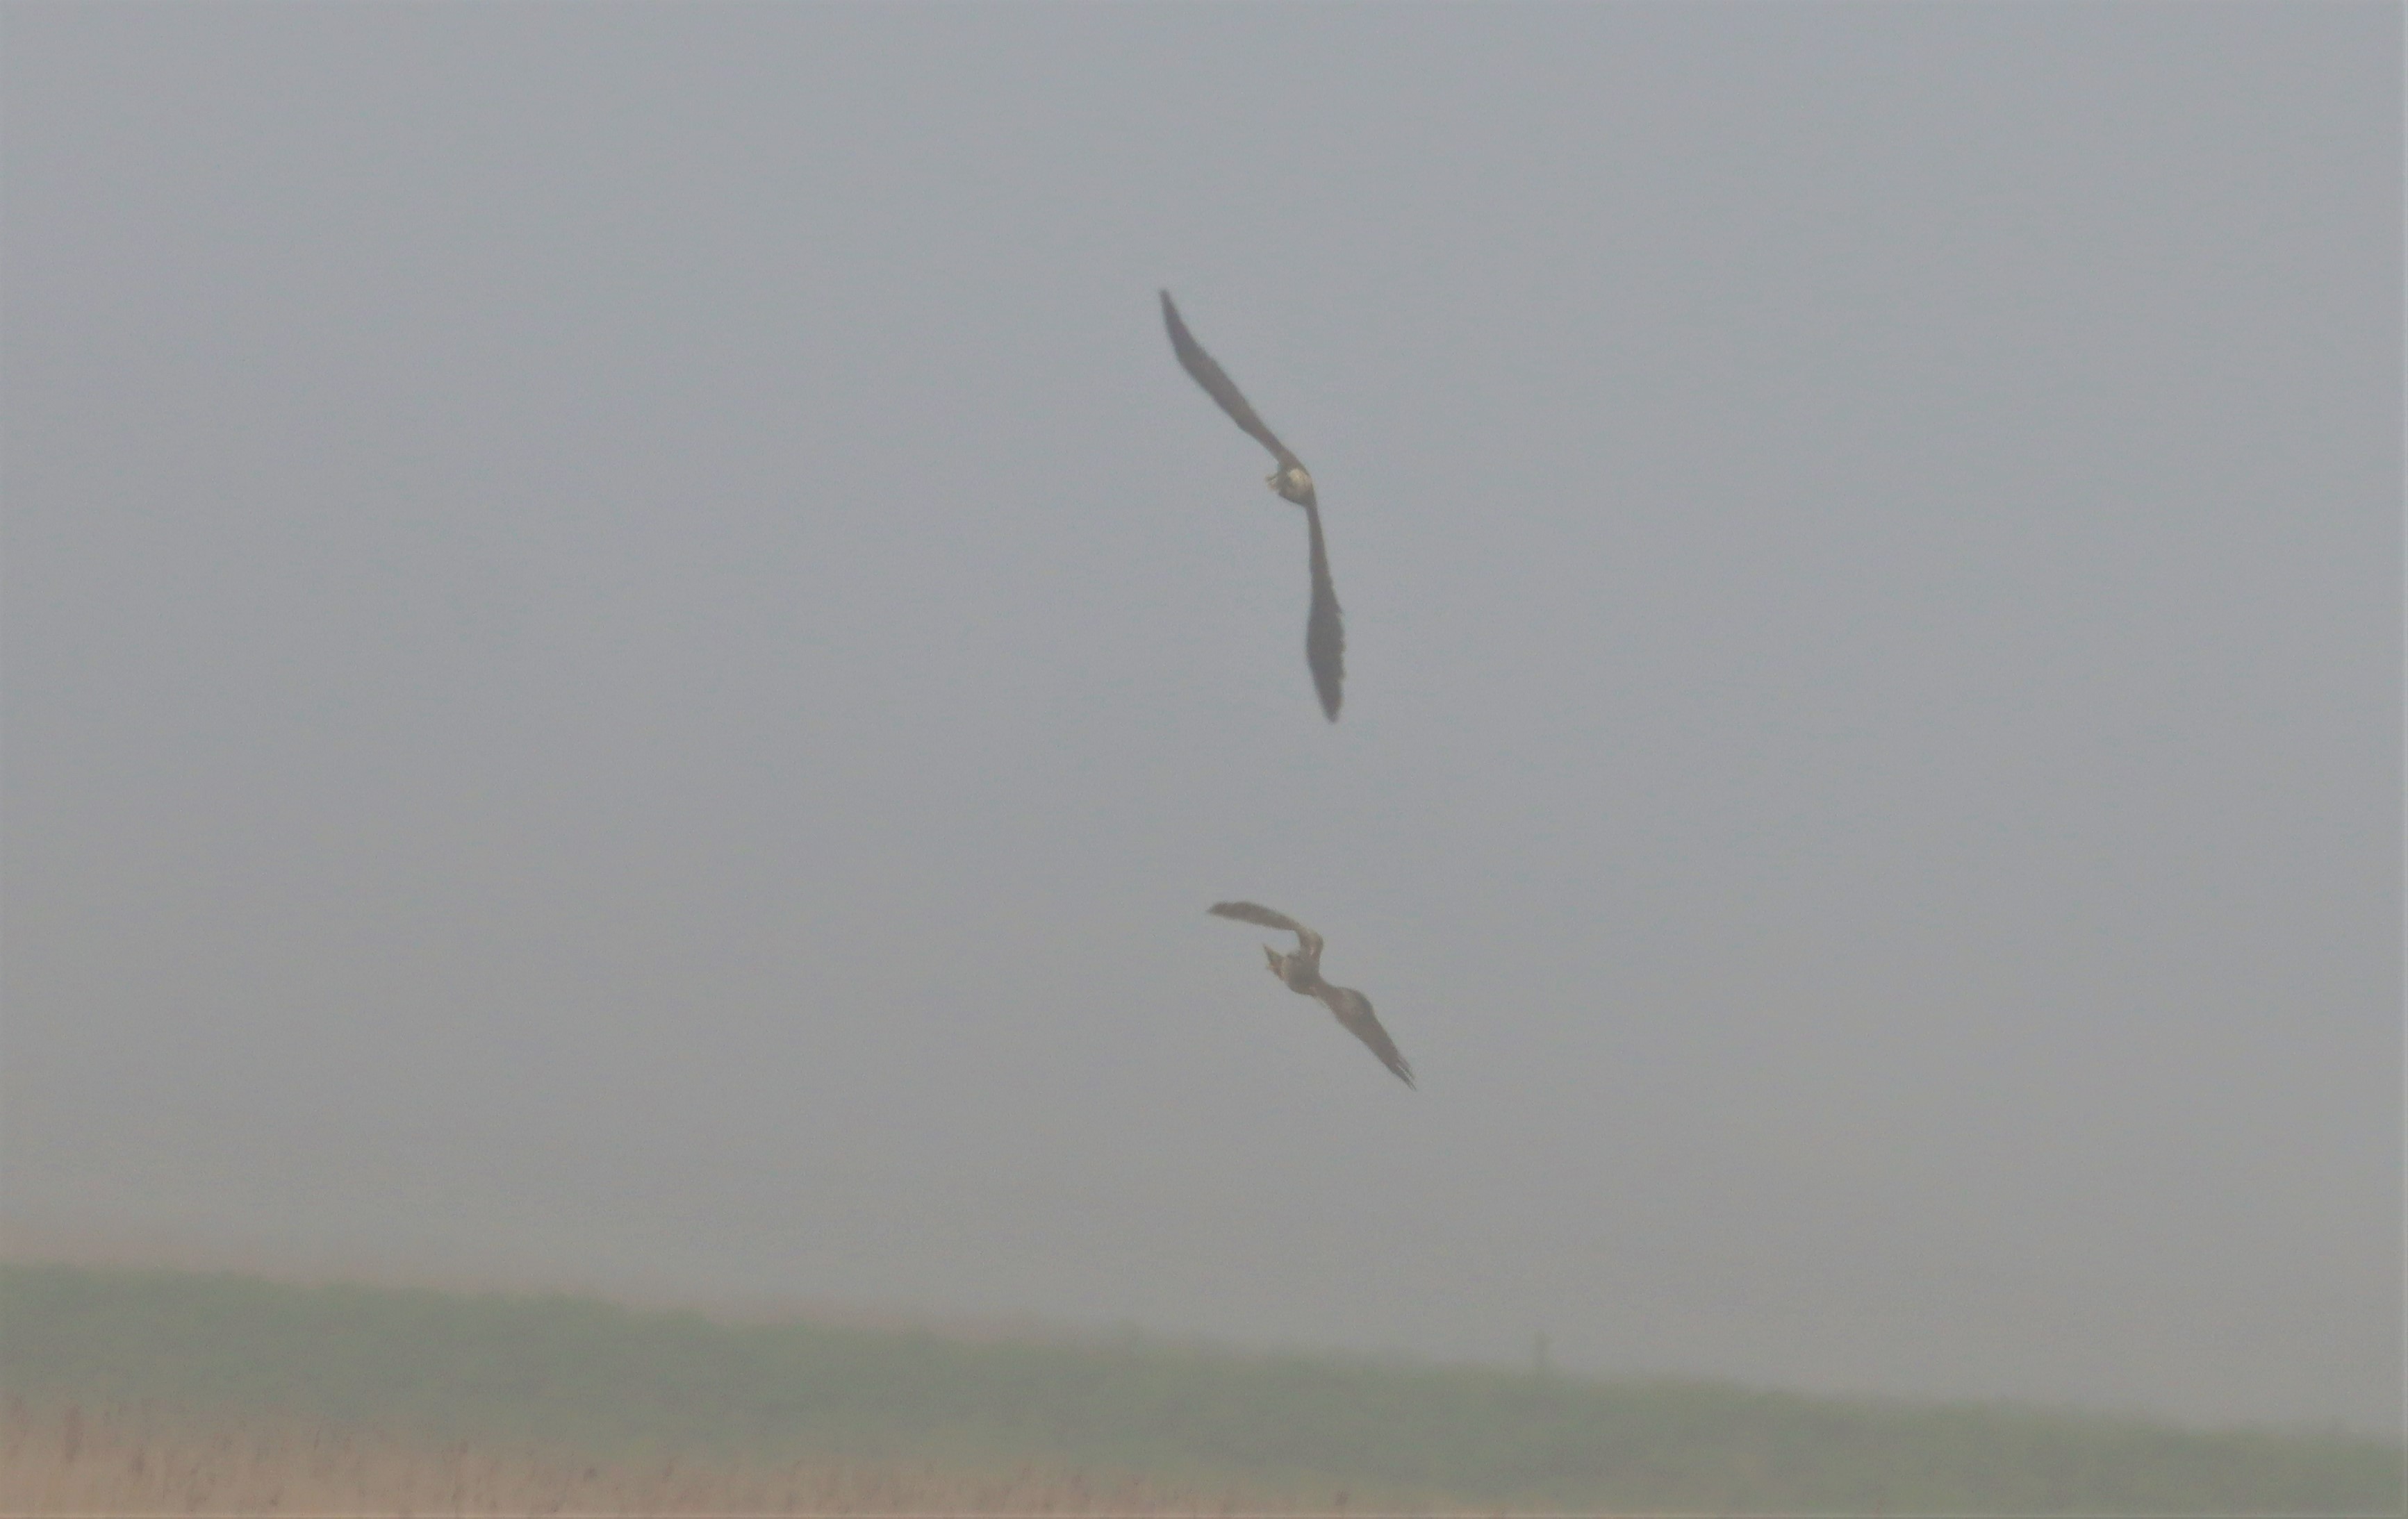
[1207,901,1413,1086]
[1160,290,1346,720]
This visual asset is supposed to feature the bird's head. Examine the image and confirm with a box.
[1260,945,1286,976]
[1268,465,1317,508]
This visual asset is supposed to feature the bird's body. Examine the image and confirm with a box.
[1160,290,1346,721]
[1207,901,1413,1086]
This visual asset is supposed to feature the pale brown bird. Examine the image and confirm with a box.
[1207,902,1413,1087]
[1160,290,1346,721]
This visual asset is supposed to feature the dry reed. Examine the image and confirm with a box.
[0,1398,1455,1516]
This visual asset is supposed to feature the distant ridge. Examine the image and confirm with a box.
[0,1226,1073,1345]
[1,1263,2395,1514]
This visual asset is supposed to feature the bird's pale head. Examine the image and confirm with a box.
[1260,945,1285,975]
[1268,465,1317,508]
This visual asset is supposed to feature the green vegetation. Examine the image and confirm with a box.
[1,1262,2395,1513]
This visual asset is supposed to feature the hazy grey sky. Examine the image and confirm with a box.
[4,3,2398,1433]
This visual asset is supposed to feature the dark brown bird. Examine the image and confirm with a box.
[1207,902,1413,1086]
[1160,290,1346,720]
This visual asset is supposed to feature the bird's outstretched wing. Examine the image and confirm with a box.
[1319,985,1415,1088]
[1207,900,1321,959]
[1207,900,1301,933]
[1161,290,1305,474]
[1302,504,1345,721]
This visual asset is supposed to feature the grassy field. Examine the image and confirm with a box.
[1,1261,2397,1514]
[1,1400,1318,1516]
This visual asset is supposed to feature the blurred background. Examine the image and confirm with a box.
[4,2,2397,1433]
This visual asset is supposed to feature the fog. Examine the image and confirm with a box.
[4,3,2397,1434]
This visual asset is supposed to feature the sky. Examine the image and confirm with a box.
[3,2,2399,1434]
